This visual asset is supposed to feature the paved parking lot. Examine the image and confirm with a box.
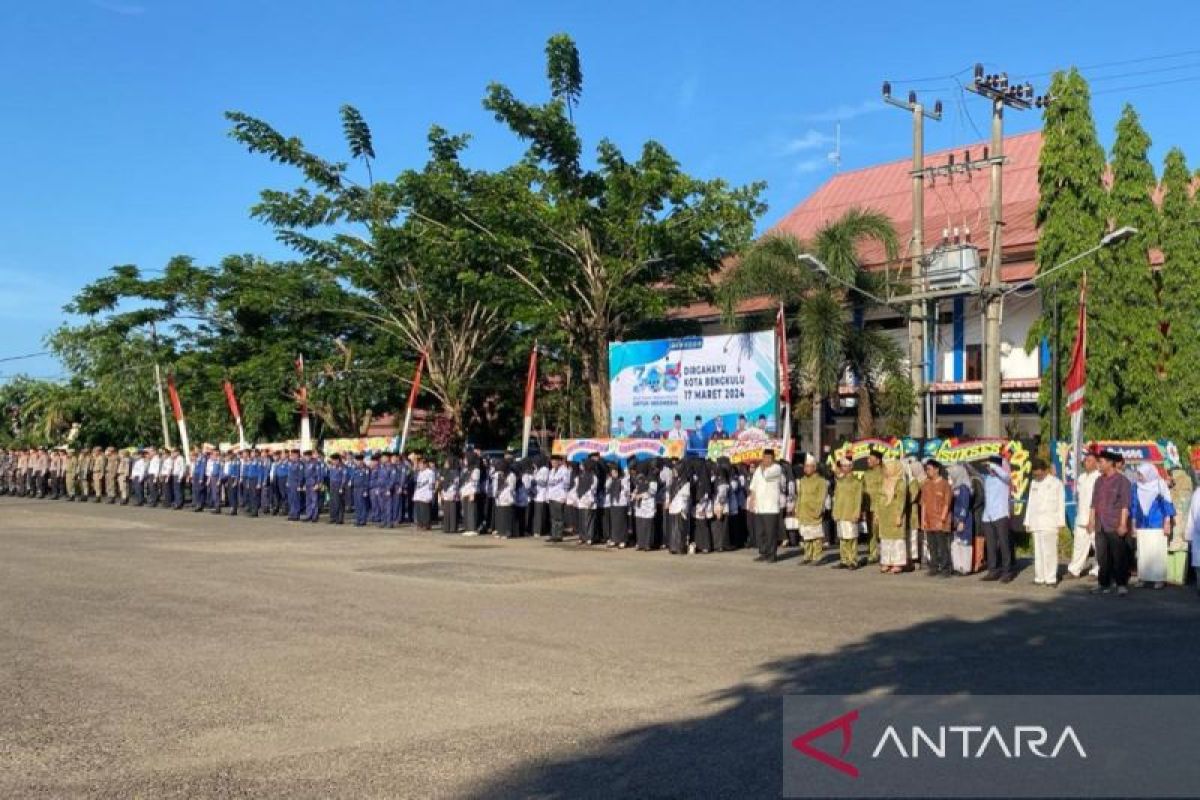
[2,497,1198,798]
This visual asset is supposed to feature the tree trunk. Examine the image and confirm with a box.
[810,389,822,458]
[580,338,610,436]
[855,384,875,437]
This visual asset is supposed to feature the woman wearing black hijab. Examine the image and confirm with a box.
[605,461,629,548]
[666,458,692,555]
[632,460,658,550]
[439,455,461,533]
[575,457,599,544]
[691,459,713,554]
[493,458,514,539]
[462,452,481,534]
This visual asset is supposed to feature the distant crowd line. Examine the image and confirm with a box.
[2,444,1198,595]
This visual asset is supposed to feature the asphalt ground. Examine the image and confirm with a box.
[2,496,1198,798]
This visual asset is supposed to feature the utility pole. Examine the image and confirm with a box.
[149,322,172,449]
[966,64,1036,438]
[883,83,941,439]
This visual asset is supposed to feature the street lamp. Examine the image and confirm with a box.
[993,225,1137,447]
[998,226,1137,299]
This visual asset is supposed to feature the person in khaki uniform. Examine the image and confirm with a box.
[104,447,120,503]
[832,457,864,569]
[89,446,106,502]
[860,449,884,564]
[117,449,132,504]
[65,449,78,500]
[74,449,90,500]
[795,454,828,565]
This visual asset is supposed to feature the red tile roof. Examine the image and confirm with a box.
[770,130,1042,270]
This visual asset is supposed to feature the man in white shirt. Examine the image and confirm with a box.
[146,449,162,507]
[131,450,147,506]
[748,449,783,562]
[1025,457,1066,586]
[666,414,686,441]
[1066,450,1100,579]
[171,450,187,509]
[546,454,571,542]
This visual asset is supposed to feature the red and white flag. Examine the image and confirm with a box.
[1065,274,1087,477]
[776,303,793,460]
[521,343,539,458]
[165,373,192,462]
[223,380,247,449]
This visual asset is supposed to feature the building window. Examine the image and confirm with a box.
[965,344,982,382]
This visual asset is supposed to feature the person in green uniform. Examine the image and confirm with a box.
[861,449,884,564]
[832,457,864,569]
[905,457,925,566]
[878,458,909,573]
[795,454,828,565]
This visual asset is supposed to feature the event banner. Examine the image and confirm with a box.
[706,436,787,465]
[552,438,685,464]
[322,436,399,454]
[608,331,778,442]
[830,437,1033,519]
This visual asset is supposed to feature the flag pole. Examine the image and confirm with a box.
[296,355,311,452]
[1065,273,1088,482]
[521,342,539,458]
[399,352,425,454]
[777,303,794,461]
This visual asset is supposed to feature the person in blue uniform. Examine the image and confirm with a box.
[351,454,371,526]
[223,452,242,515]
[327,454,346,524]
[395,453,412,526]
[380,453,399,529]
[207,452,224,513]
[243,450,262,517]
[368,454,387,526]
[191,448,208,511]
[304,450,323,522]
[272,452,288,516]
[286,449,304,521]
[258,451,275,516]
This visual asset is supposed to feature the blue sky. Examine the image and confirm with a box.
[2,0,1198,379]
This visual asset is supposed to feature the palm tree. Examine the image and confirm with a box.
[718,207,911,444]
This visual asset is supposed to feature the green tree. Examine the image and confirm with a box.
[1089,105,1162,438]
[226,108,522,441]
[1028,68,1107,442]
[52,255,401,446]
[0,376,83,446]
[1159,147,1200,441]
[482,34,765,432]
[717,208,910,438]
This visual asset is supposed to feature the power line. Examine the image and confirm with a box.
[883,65,975,84]
[1092,74,1200,96]
[1016,47,1200,80]
[0,351,50,364]
[1084,60,1200,84]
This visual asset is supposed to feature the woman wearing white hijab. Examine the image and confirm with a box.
[1131,462,1174,589]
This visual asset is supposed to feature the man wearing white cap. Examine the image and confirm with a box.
[832,457,864,569]
[796,454,828,565]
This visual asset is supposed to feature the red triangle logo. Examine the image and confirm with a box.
[791,708,860,778]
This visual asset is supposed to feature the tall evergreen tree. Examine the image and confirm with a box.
[1029,68,1106,443]
[1159,147,1200,441]
[1089,104,1162,438]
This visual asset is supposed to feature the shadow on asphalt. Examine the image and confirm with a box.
[472,586,1200,799]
